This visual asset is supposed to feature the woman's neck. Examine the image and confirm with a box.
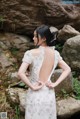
[39,42,48,47]
[41,44,47,47]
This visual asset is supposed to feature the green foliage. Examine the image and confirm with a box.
[0,16,5,29]
[10,81,27,89]
[73,77,80,100]
[61,89,69,98]
[10,47,19,55]
[55,44,63,52]
[18,82,26,88]
[14,105,20,119]
[0,16,5,22]
[72,71,79,78]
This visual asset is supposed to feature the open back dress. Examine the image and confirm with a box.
[22,46,62,119]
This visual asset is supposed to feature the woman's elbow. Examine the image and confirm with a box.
[66,66,71,74]
[17,71,23,78]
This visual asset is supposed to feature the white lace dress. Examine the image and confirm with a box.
[22,46,62,119]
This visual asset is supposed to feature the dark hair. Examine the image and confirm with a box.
[35,25,56,46]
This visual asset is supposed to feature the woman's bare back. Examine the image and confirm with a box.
[31,46,55,83]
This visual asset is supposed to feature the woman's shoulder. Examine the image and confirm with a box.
[26,48,40,57]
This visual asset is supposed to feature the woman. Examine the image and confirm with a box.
[18,25,71,119]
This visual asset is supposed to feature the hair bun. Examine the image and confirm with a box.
[35,25,58,46]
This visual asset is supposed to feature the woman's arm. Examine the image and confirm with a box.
[54,60,71,86]
[18,62,43,90]
[18,62,34,89]
[46,60,71,88]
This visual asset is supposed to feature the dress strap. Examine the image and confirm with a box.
[47,50,58,81]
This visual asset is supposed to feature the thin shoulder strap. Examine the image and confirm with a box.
[47,49,58,81]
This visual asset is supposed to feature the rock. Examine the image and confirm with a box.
[51,69,73,94]
[58,25,80,42]
[62,35,80,71]
[0,0,80,35]
[0,50,13,68]
[6,88,20,105]
[0,33,32,50]
[50,26,58,33]
[78,76,80,81]
[0,32,33,66]
[6,88,26,112]
[0,33,34,88]
[57,97,80,119]
[18,91,26,112]
[10,72,18,79]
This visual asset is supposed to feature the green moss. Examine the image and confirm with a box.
[10,47,19,55]
[14,105,20,119]
[61,89,69,98]
[0,16,5,22]
[73,77,80,100]
[0,16,5,29]
[55,43,63,52]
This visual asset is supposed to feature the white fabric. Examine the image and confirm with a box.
[22,46,62,119]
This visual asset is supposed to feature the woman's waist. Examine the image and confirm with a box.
[29,76,51,82]
[30,78,51,83]
[28,85,55,93]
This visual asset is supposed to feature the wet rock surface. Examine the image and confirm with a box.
[0,0,80,35]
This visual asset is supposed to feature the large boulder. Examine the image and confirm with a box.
[6,88,26,112]
[58,25,80,42]
[62,35,80,71]
[0,33,34,87]
[0,0,80,35]
[51,69,73,94]
[57,97,80,119]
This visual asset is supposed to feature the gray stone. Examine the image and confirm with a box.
[6,88,26,112]
[57,97,80,118]
[0,51,13,68]
[58,25,80,42]
[51,69,73,94]
[0,33,34,89]
[62,35,80,71]
[0,0,80,35]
